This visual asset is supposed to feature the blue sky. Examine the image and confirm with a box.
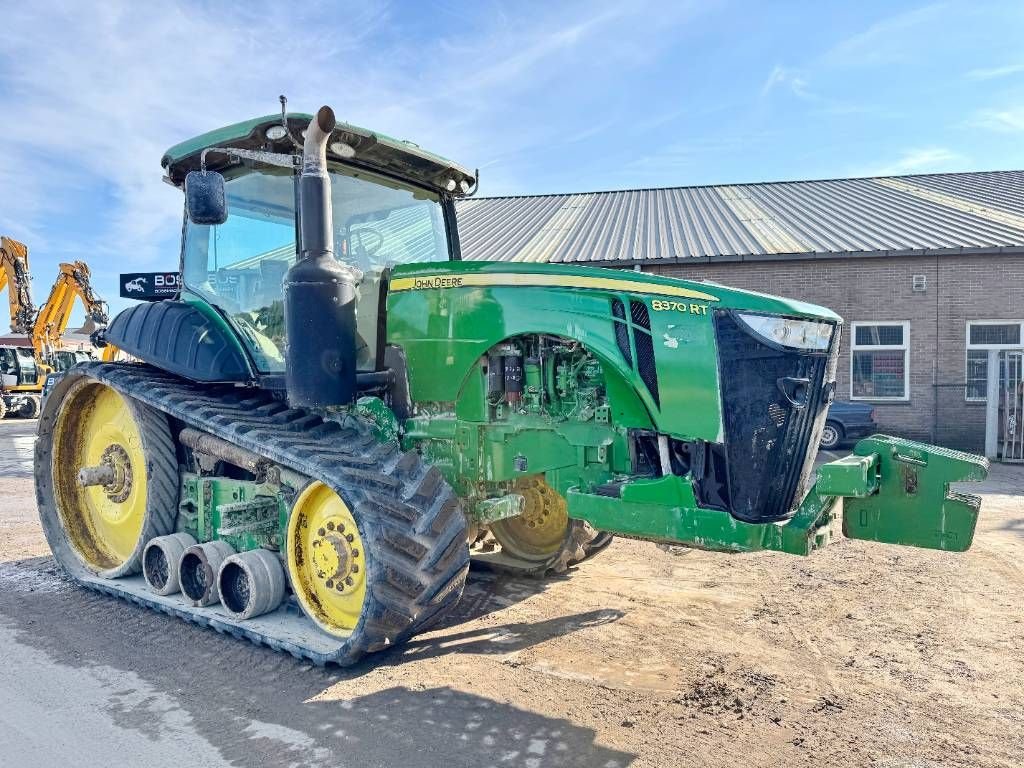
[1,0,1023,317]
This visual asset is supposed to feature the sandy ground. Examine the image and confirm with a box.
[1,418,1022,767]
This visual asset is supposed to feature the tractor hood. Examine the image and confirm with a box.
[162,113,476,196]
[389,261,841,322]
[387,259,842,446]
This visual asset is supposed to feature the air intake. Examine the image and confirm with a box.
[630,300,659,408]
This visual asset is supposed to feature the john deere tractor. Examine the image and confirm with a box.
[35,105,989,666]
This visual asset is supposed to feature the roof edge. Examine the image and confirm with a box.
[468,168,1024,201]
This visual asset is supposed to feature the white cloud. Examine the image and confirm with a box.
[969,107,1024,132]
[964,63,1024,81]
[760,65,813,100]
[824,3,947,68]
[861,147,967,177]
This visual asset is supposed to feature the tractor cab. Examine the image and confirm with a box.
[165,111,474,375]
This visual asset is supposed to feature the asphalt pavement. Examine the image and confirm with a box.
[0,419,35,478]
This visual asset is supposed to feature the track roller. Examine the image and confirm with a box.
[179,540,235,607]
[143,533,197,596]
[217,549,286,621]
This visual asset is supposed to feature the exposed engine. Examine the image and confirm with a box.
[483,335,609,424]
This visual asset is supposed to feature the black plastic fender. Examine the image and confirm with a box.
[104,301,252,383]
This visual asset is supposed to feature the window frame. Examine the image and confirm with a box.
[849,321,910,402]
[964,320,1024,403]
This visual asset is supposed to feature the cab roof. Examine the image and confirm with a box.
[161,113,476,196]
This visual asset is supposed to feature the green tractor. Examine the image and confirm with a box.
[35,105,989,665]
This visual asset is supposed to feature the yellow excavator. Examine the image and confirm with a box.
[0,236,45,418]
[32,260,109,371]
[0,237,110,417]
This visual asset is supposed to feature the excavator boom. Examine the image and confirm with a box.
[0,236,35,334]
[31,261,108,363]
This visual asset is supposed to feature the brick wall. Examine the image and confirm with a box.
[642,253,1024,452]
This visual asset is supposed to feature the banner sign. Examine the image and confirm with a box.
[119,272,182,301]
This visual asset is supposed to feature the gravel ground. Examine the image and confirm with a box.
[1,418,1022,767]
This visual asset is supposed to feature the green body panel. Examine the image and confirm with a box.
[566,476,838,556]
[842,435,989,552]
[388,260,838,441]
[178,473,287,552]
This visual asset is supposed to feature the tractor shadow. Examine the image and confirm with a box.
[439,562,564,624]
[0,557,636,767]
[382,606,623,664]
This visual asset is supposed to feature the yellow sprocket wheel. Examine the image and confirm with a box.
[46,380,175,578]
[286,482,368,637]
[489,476,574,562]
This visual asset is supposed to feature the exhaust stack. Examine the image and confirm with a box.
[284,106,359,409]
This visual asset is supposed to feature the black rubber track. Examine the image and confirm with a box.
[35,362,471,666]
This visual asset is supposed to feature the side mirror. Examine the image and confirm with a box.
[184,170,228,225]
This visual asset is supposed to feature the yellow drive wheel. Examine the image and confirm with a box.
[287,482,368,637]
[490,476,571,562]
[47,380,175,578]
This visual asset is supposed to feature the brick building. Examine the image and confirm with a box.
[456,171,1024,458]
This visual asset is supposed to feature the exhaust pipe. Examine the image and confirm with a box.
[284,106,359,409]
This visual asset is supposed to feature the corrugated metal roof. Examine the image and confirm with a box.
[455,170,1024,264]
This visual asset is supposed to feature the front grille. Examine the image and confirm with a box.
[713,310,838,523]
[629,300,659,407]
[609,298,660,407]
[634,326,660,407]
[630,299,651,329]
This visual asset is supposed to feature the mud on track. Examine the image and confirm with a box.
[1,419,1022,767]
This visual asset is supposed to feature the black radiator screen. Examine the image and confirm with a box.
[712,310,838,523]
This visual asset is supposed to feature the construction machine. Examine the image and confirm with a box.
[0,236,43,417]
[0,345,45,419]
[32,260,108,366]
[0,245,107,417]
[35,105,989,666]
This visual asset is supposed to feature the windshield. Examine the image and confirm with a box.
[182,164,449,372]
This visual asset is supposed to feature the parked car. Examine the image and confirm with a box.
[821,401,877,450]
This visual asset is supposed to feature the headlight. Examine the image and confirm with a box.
[736,313,834,350]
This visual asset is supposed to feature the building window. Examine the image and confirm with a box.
[850,322,909,401]
[965,321,1024,402]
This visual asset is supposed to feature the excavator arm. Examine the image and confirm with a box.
[0,236,36,334]
[31,261,109,364]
